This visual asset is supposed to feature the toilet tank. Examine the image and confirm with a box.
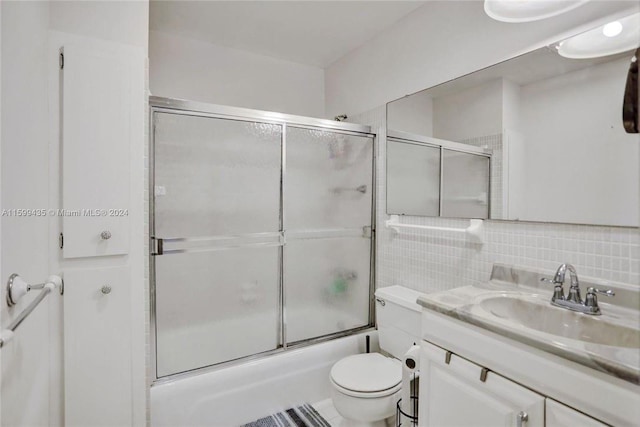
[375,286,424,359]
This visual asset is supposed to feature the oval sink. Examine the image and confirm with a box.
[478,296,640,348]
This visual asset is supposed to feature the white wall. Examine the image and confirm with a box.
[432,79,504,142]
[1,1,56,426]
[387,90,433,136]
[502,79,521,132]
[325,0,639,117]
[520,57,639,226]
[49,0,149,49]
[150,31,325,117]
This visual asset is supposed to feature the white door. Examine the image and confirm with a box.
[419,340,544,427]
[545,399,608,427]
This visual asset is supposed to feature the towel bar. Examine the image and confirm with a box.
[385,215,484,244]
[0,274,63,348]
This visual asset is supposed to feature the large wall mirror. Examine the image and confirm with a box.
[387,19,639,227]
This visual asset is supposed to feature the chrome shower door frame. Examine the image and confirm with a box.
[149,97,377,384]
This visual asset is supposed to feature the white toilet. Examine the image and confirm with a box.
[330,286,425,426]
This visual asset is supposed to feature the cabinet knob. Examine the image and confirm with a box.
[101,285,112,295]
[516,411,528,427]
[100,230,112,240]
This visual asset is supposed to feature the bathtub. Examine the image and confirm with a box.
[150,330,378,426]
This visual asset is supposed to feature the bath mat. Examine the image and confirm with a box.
[242,403,332,427]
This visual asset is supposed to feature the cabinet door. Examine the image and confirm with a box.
[546,399,608,427]
[419,341,544,427]
[62,42,142,258]
[63,266,132,426]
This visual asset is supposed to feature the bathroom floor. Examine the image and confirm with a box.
[313,399,345,426]
[313,399,399,427]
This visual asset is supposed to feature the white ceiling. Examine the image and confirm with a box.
[150,1,427,68]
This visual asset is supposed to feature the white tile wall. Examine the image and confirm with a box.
[349,106,639,295]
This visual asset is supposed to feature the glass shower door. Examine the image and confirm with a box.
[152,112,282,377]
[284,127,374,343]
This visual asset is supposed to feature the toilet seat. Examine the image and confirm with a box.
[331,377,402,399]
[330,353,402,398]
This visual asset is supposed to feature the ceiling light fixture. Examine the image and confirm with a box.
[602,21,623,38]
[484,0,589,23]
[557,12,640,59]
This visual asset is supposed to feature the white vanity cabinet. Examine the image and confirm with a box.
[418,309,639,426]
[419,340,611,427]
[419,340,544,427]
[545,399,608,427]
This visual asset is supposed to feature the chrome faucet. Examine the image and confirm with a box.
[541,263,614,315]
[555,263,582,303]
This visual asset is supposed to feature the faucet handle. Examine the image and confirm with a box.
[586,287,615,297]
[585,287,614,311]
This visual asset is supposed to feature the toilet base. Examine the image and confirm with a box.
[331,386,401,425]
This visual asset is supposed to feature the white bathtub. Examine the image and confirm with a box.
[150,331,378,426]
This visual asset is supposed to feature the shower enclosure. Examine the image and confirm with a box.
[149,97,376,380]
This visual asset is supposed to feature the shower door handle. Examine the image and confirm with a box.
[151,238,163,256]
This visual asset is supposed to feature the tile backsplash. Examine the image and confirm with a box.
[349,106,639,295]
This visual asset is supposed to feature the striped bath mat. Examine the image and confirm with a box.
[242,403,332,427]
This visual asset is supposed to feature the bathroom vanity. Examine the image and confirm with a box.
[417,265,640,427]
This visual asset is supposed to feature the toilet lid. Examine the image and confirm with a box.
[330,353,401,393]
